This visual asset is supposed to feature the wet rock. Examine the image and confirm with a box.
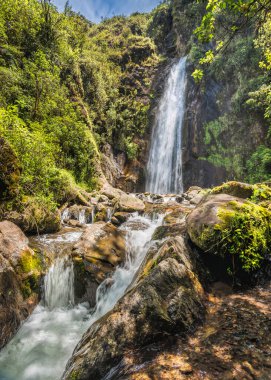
[66,220,84,228]
[113,212,131,224]
[63,205,93,224]
[117,193,145,213]
[152,223,186,240]
[72,222,126,285]
[0,221,43,348]
[94,205,108,222]
[63,236,204,380]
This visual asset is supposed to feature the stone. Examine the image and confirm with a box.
[100,184,124,200]
[72,222,126,284]
[186,193,271,284]
[117,193,145,213]
[114,211,131,223]
[152,223,186,240]
[210,181,256,199]
[63,236,204,380]
[3,204,61,234]
[0,221,42,348]
[186,194,245,252]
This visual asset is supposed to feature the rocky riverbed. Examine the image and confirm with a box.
[0,181,270,379]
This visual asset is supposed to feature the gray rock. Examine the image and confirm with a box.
[62,236,204,380]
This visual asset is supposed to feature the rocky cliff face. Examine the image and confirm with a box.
[182,68,228,189]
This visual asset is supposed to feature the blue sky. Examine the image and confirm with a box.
[53,0,161,23]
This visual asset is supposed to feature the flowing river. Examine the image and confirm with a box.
[146,57,187,194]
[0,214,163,380]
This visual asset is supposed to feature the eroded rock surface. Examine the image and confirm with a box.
[63,236,204,380]
[72,222,126,287]
[0,221,42,348]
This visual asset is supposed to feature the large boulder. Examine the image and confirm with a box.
[0,221,43,348]
[63,236,204,380]
[210,181,271,202]
[1,196,61,234]
[72,222,126,298]
[117,193,145,213]
[187,194,271,283]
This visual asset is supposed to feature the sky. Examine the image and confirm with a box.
[53,0,162,23]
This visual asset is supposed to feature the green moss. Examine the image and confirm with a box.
[69,370,82,380]
[213,201,271,272]
[18,250,43,298]
[210,181,271,203]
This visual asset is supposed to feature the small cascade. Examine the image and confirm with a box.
[44,257,74,310]
[91,213,163,321]
[0,256,89,380]
[61,207,91,225]
[146,57,187,194]
[91,206,96,223]
[61,208,70,223]
[106,208,113,222]
[78,209,86,225]
[0,214,163,380]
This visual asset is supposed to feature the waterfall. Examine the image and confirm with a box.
[0,214,163,380]
[90,213,163,321]
[44,257,74,310]
[146,57,187,194]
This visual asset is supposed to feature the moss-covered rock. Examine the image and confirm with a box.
[0,196,61,234]
[187,194,271,283]
[0,221,43,348]
[210,181,271,202]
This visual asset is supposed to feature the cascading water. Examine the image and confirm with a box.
[146,57,187,194]
[0,214,163,380]
[0,256,89,380]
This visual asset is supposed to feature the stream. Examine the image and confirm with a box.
[0,214,163,380]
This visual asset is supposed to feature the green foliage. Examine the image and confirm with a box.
[247,146,271,183]
[124,139,138,161]
[215,201,271,272]
[0,0,163,218]
[18,249,42,298]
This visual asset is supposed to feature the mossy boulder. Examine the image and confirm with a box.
[210,181,271,203]
[1,196,61,234]
[0,137,21,200]
[63,236,204,380]
[187,194,271,283]
[0,221,43,348]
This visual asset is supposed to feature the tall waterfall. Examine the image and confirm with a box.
[146,57,187,194]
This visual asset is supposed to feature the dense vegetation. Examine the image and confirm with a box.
[189,0,271,182]
[1,0,271,231]
[0,0,164,223]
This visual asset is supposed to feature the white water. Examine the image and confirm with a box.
[146,57,187,194]
[0,214,163,380]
